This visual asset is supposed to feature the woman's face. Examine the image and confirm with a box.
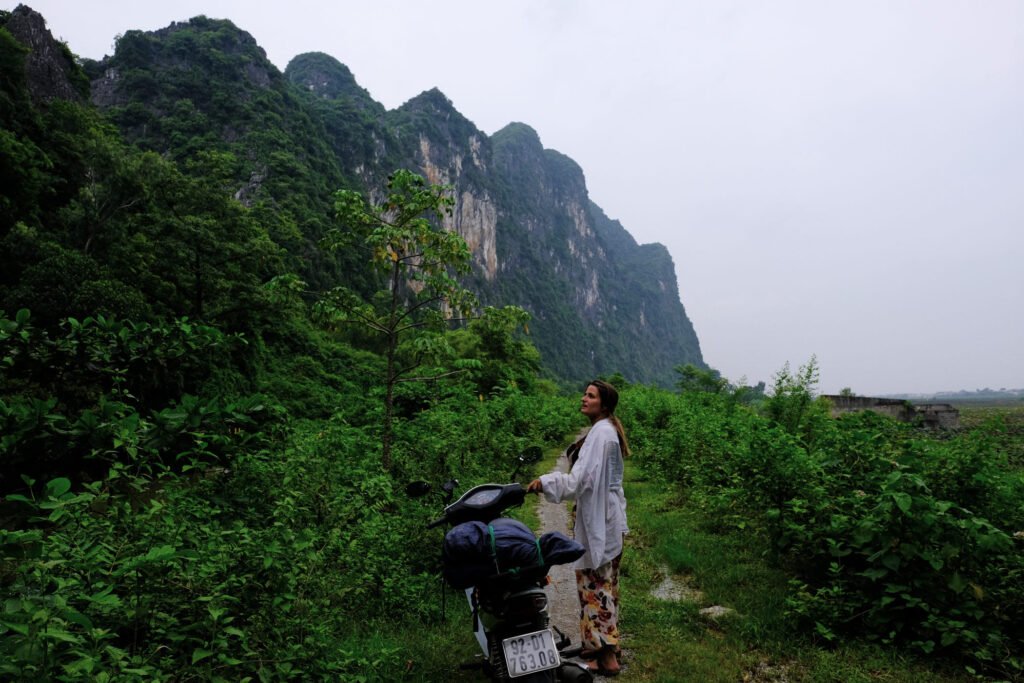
[581,384,603,420]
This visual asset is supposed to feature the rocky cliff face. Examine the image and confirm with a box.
[388,89,500,281]
[2,5,86,105]
[15,9,702,386]
[368,97,703,383]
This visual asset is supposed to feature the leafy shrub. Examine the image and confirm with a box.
[621,379,1024,677]
[0,310,265,487]
[1,316,579,681]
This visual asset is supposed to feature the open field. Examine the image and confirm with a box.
[954,401,1024,430]
[954,401,1024,468]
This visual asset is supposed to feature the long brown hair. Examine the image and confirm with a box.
[589,379,630,457]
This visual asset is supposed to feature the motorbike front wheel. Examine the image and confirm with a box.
[557,662,594,683]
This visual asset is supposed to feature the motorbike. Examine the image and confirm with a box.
[410,449,593,682]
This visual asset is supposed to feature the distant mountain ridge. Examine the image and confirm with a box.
[882,388,1024,402]
[10,6,704,386]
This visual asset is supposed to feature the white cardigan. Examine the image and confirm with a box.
[540,418,628,570]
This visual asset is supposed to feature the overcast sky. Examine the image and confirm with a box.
[10,1,1023,395]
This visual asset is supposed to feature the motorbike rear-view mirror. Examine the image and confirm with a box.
[405,480,432,498]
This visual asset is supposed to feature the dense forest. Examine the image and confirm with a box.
[1,6,1022,682]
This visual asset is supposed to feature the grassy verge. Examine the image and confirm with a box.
[619,466,976,682]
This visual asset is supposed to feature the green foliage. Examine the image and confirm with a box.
[322,169,474,314]
[0,309,264,487]
[0,90,286,334]
[777,415,1023,676]
[0,26,48,233]
[450,305,539,396]
[763,355,826,438]
[621,469,977,683]
[96,16,367,299]
[620,370,1024,678]
[0,384,576,681]
[675,363,729,394]
[0,18,591,681]
[674,363,765,408]
[316,169,478,470]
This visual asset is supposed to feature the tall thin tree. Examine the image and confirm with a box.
[317,170,476,470]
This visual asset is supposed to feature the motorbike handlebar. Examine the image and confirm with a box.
[424,481,529,530]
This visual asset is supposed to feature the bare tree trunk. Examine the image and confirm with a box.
[383,332,395,471]
[381,262,402,471]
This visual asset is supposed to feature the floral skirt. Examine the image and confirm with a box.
[575,554,622,652]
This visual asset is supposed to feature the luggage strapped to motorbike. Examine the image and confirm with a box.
[487,522,546,579]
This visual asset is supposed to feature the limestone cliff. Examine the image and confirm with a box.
[2,5,87,105]
[36,14,704,386]
[388,89,499,281]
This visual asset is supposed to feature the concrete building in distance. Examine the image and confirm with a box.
[822,395,960,429]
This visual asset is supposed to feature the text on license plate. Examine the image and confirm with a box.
[502,629,560,677]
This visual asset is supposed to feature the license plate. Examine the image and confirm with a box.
[502,629,560,677]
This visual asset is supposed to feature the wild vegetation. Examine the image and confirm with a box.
[0,303,576,680]
[617,363,1024,681]
[0,19,574,679]
[2,9,1022,681]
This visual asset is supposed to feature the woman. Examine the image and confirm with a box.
[527,379,628,677]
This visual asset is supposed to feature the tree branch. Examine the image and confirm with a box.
[394,294,445,326]
[323,308,390,334]
[395,368,468,384]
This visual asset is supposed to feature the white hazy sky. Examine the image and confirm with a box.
[9,1,1023,395]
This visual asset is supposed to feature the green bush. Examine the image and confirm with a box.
[0,311,579,680]
[620,380,1024,677]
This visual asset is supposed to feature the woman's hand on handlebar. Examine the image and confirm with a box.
[526,478,543,494]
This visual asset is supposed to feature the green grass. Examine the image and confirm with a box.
[398,614,488,681]
[618,467,977,682]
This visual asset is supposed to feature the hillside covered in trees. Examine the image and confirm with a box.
[5,5,702,387]
[5,6,1020,682]
[0,5,589,678]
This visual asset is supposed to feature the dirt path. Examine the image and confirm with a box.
[537,447,624,680]
[537,449,580,648]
